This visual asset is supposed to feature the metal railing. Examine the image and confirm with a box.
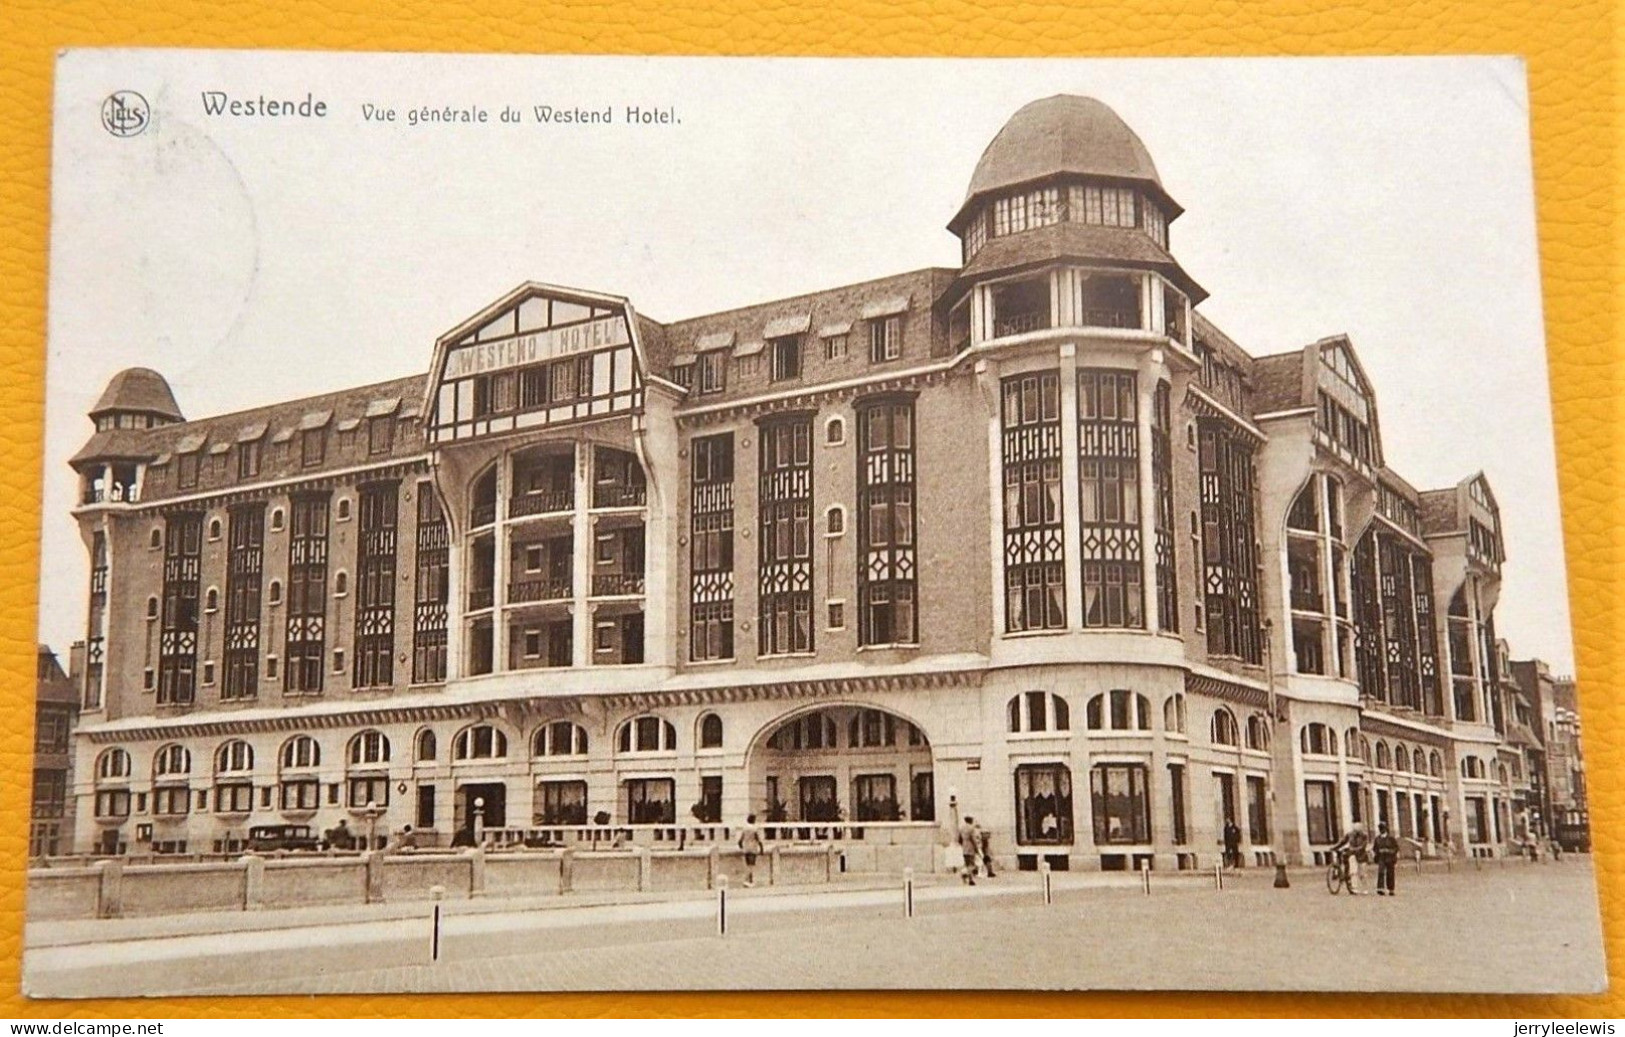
[592,482,647,509]
[468,587,494,611]
[591,572,646,597]
[1082,308,1142,330]
[510,488,573,517]
[480,820,942,850]
[470,501,497,528]
[509,578,572,604]
[993,310,1050,338]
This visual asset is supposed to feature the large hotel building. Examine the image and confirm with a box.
[64,96,1538,870]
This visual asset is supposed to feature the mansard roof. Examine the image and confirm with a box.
[953,223,1206,303]
[73,373,428,491]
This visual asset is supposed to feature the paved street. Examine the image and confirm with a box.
[24,857,1606,997]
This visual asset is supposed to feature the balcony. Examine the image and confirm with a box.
[470,502,497,528]
[1290,587,1325,613]
[82,483,141,506]
[993,310,1051,338]
[510,487,573,518]
[592,572,646,597]
[469,586,495,611]
[1081,308,1141,330]
[509,578,572,604]
[592,482,646,510]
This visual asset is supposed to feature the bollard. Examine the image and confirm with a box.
[903,867,915,918]
[1140,859,1151,895]
[1214,862,1224,891]
[1039,859,1053,905]
[429,884,445,963]
[716,874,729,936]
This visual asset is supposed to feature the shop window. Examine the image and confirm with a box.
[1090,764,1150,845]
[1014,763,1073,845]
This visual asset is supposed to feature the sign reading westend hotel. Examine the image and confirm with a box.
[444,314,632,379]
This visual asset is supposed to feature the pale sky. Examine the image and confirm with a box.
[42,52,1573,673]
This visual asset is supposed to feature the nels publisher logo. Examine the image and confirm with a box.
[100,91,150,137]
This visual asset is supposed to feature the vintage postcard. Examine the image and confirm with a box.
[23,49,1604,995]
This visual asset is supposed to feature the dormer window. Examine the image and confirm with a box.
[177,452,200,490]
[769,335,802,382]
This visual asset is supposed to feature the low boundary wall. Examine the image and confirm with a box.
[26,844,840,921]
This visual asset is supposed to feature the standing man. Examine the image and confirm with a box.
[738,813,765,888]
[978,823,997,879]
[958,816,980,886]
[1373,822,1400,896]
[1222,819,1243,870]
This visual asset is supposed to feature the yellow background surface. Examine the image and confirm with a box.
[0,0,1618,1018]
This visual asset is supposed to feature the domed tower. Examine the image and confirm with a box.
[942,95,1204,352]
[72,367,184,506]
[89,367,185,432]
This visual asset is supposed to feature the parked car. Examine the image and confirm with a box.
[247,824,322,853]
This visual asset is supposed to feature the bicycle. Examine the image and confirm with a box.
[1325,849,1353,894]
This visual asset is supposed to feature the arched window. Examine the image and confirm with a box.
[826,506,845,537]
[1375,741,1392,770]
[1299,723,1333,756]
[270,508,285,532]
[1009,692,1070,733]
[149,528,162,549]
[699,713,724,749]
[1430,750,1444,777]
[214,740,254,774]
[825,416,845,445]
[1414,748,1427,774]
[208,517,222,541]
[415,728,437,763]
[616,716,676,753]
[334,571,349,596]
[348,729,391,765]
[1360,736,1373,764]
[848,709,901,748]
[1344,727,1360,758]
[1497,762,1509,785]
[1393,742,1410,772]
[1246,714,1271,751]
[204,587,219,612]
[1210,709,1238,747]
[767,712,840,751]
[533,721,589,757]
[145,597,159,621]
[268,580,283,606]
[336,498,352,521]
[1287,481,1319,532]
[1460,756,1486,780]
[280,735,321,770]
[96,747,131,780]
[454,724,509,760]
[154,744,191,778]
[1087,690,1147,732]
[1163,694,1187,734]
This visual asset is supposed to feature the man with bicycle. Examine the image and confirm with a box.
[1329,821,1372,895]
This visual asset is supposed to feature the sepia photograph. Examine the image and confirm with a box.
[23,49,1605,996]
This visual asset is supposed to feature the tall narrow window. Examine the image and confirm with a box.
[157,513,202,706]
[1151,381,1178,632]
[1001,371,1065,632]
[758,416,813,655]
[856,397,917,646]
[222,503,265,701]
[412,483,449,683]
[353,483,398,688]
[690,433,736,661]
[83,531,107,710]
[284,493,330,694]
[1078,369,1143,628]
[1198,419,1263,663]
[769,336,802,382]
[868,316,902,363]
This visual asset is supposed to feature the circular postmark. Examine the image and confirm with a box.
[100,91,150,137]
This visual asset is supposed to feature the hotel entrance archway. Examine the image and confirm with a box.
[745,704,935,824]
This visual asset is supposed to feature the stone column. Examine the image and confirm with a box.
[466,845,486,898]
[558,846,574,894]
